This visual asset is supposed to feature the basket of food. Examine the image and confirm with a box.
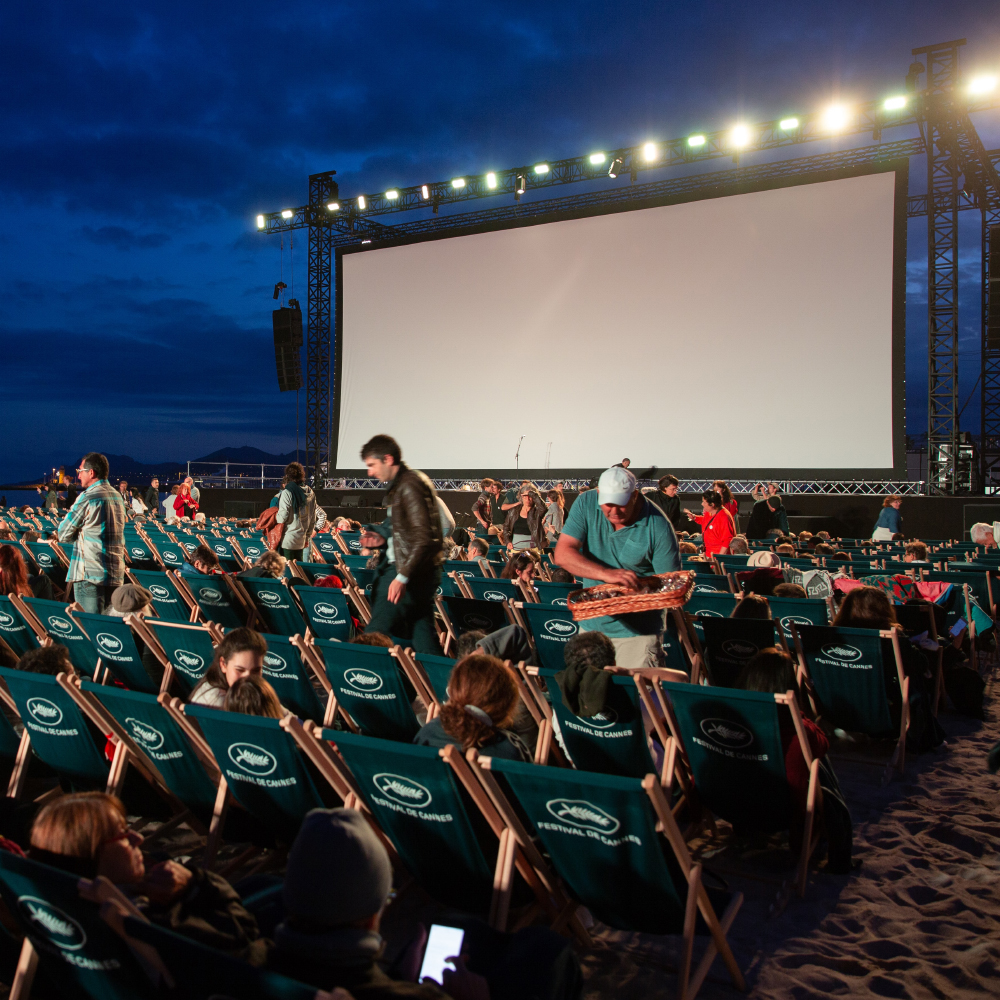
[566,570,697,621]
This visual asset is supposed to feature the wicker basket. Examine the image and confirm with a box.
[567,570,697,621]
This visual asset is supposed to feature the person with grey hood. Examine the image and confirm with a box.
[276,460,317,561]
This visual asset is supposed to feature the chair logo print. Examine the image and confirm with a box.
[26,698,63,728]
[373,773,433,809]
[246,545,263,558]
[259,591,282,605]
[435,587,444,597]
[162,551,180,564]
[182,542,197,552]
[344,668,384,693]
[544,619,578,638]
[463,614,493,629]
[483,591,507,602]
[125,717,165,751]
[198,586,224,604]
[695,585,721,594]
[173,649,206,677]
[227,742,277,777]
[348,539,361,550]
[17,896,86,952]
[0,611,16,629]
[779,614,812,636]
[95,633,124,655]
[47,616,73,636]
[313,602,344,622]
[149,584,172,599]
[819,643,864,663]
[130,546,145,557]
[699,718,754,750]
[721,639,758,659]
[552,598,568,606]
[574,708,619,730]
[697,610,725,618]
[37,552,53,565]
[545,798,621,836]
[263,652,288,674]
[213,544,227,554]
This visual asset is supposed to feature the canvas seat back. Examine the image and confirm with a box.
[519,604,579,670]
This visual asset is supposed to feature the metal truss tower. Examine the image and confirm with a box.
[981,168,1000,487]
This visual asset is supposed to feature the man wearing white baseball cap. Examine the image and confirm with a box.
[554,466,679,670]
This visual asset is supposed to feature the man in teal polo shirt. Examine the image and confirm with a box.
[554,466,679,670]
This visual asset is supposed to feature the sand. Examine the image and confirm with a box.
[580,675,1000,999]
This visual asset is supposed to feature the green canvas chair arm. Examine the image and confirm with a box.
[158,696,222,782]
[433,595,458,656]
[168,571,205,624]
[289,635,359,731]
[390,646,440,713]
[450,571,474,599]
[7,595,51,646]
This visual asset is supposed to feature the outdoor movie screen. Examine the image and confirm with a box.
[335,167,902,474]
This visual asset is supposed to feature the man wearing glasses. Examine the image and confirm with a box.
[57,453,126,614]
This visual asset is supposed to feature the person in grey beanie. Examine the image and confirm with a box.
[269,808,488,1000]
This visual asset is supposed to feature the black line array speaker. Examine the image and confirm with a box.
[273,304,303,392]
[989,226,1000,351]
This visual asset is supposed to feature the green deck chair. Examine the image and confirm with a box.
[766,596,830,642]
[478,757,745,996]
[310,639,421,741]
[0,853,153,999]
[464,578,520,603]
[922,570,994,619]
[0,668,109,790]
[69,611,158,693]
[518,604,579,670]
[444,559,486,579]
[153,540,190,570]
[241,578,307,636]
[204,538,241,572]
[533,582,578,606]
[241,538,268,563]
[408,652,456,703]
[296,587,353,641]
[128,570,193,623]
[123,535,158,569]
[692,573,728,594]
[21,597,100,676]
[313,537,341,563]
[146,621,216,696]
[440,596,509,636]
[82,683,219,823]
[187,578,245,629]
[295,561,343,584]
[336,553,371,573]
[22,541,65,577]
[699,617,780,688]
[185,705,325,839]
[258,633,325,723]
[661,680,821,895]
[538,668,656,779]
[682,591,738,647]
[0,595,40,658]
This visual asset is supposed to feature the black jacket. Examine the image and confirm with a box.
[385,463,444,579]
[744,500,774,540]
[646,491,683,531]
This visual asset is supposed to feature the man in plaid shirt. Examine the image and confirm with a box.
[57,452,126,613]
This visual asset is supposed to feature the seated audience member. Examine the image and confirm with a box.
[549,566,575,584]
[16,645,76,676]
[224,675,284,718]
[555,631,616,717]
[776,543,796,556]
[731,594,772,620]
[685,491,736,557]
[467,537,490,560]
[0,545,33,597]
[270,808,490,998]
[106,583,163,685]
[831,586,944,751]
[29,793,267,961]
[678,541,699,555]
[182,544,222,576]
[190,628,267,708]
[833,550,851,561]
[815,531,832,541]
[413,654,532,761]
[240,551,288,579]
[772,582,807,599]
[814,543,835,556]
[904,542,928,563]
[970,522,996,550]
[501,552,536,589]
[351,632,393,648]
[735,552,783,596]
[728,536,749,555]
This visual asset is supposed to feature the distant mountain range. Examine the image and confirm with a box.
[12,447,301,485]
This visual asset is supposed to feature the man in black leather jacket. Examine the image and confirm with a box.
[360,434,444,653]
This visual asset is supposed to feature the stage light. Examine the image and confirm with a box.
[883,95,907,110]
[534,163,549,174]
[486,172,497,188]
[589,152,606,165]
[256,215,265,228]
[358,195,366,209]
[281,209,293,219]
[361,239,371,244]
[687,134,706,148]
[327,202,339,211]
[386,189,398,200]
[452,177,466,188]
[779,117,799,131]
[421,185,429,199]
[969,74,997,95]
[821,104,850,130]
[608,157,624,178]
[642,142,658,161]
[515,174,526,194]
[730,124,751,148]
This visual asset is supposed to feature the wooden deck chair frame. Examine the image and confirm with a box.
[124,569,201,623]
[226,538,252,571]
[668,607,705,684]
[388,646,444,719]
[790,624,910,783]
[323,555,374,625]
[0,680,58,804]
[471,748,744,998]
[125,615,221,696]
[289,634,363,732]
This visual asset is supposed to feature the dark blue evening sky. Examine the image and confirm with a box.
[1,1,998,482]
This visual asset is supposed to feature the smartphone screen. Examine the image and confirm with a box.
[418,924,465,985]
[950,618,967,637]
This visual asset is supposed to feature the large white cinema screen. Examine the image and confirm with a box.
[336,170,899,472]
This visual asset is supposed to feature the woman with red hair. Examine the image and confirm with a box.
[0,545,32,597]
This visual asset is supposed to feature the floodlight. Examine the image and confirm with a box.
[361,239,371,244]
[256,215,265,228]
[386,189,398,200]
[883,95,907,110]
[357,195,366,209]
[534,163,549,174]
[486,172,497,188]
[327,202,339,211]
[687,134,706,148]
[730,124,751,148]
[589,152,606,165]
[452,177,466,188]
[421,185,429,199]
[969,74,997,95]
[779,117,799,131]
[608,157,624,178]
[281,209,293,219]
[515,174,526,194]
[642,142,658,161]
[821,104,850,130]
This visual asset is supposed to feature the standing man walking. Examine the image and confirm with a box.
[360,434,443,653]
[57,453,126,614]
[144,478,161,519]
[554,466,679,670]
[275,462,317,561]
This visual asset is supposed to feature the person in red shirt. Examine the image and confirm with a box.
[685,490,736,557]
[173,482,199,520]
[712,480,739,526]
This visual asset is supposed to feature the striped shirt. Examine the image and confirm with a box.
[57,479,126,585]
